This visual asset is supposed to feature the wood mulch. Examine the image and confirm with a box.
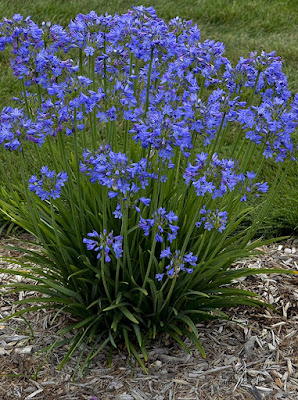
[0,233,297,400]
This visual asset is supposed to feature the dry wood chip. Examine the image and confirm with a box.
[24,388,44,399]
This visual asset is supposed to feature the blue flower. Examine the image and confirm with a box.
[240,173,269,201]
[84,46,95,56]
[83,229,123,262]
[156,249,197,281]
[184,153,243,199]
[195,207,228,233]
[139,208,179,243]
[29,166,68,201]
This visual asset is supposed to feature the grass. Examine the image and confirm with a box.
[0,0,298,237]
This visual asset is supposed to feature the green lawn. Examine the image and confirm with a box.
[1,0,298,236]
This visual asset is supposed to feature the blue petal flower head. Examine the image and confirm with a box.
[13,14,23,22]
[29,166,68,201]
[160,247,172,258]
[83,229,123,262]
[84,45,95,56]
[157,249,197,280]
[196,207,228,233]
[112,204,122,219]
[139,208,179,243]
[240,172,269,200]
[184,152,244,199]
[155,273,164,281]
[139,197,151,206]
[80,145,152,217]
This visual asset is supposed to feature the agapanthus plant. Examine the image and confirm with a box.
[0,6,297,375]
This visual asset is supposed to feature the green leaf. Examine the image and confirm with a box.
[41,279,83,302]
[170,307,178,316]
[58,315,98,335]
[167,323,183,336]
[67,268,90,280]
[0,305,56,323]
[129,341,148,374]
[167,331,191,354]
[122,329,131,356]
[58,333,84,370]
[140,341,148,362]
[185,290,210,298]
[129,287,148,296]
[174,314,199,338]
[119,307,139,324]
[204,288,259,297]
[109,329,117,348]
[111,312,122,332]
[103,302,129,312]
[180,326,206,358]
[89,337,110,361]
[86,298,101,310]
[132,324,142,347]
[14,297,86,309]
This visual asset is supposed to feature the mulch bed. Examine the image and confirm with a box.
[0,234,297,400]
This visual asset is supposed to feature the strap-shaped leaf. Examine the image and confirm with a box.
[89,337,110,361]
[184,290,210,298]
[41,279,83,302]
[119,306,139,324]
[167,323,183,336]
[132,324,143,347]
[58,314,99,335]
[180,326,206,358]
[111,312,122,332]
[166,330,191,354]
[174,314,199,338]
[109,329,117,348]
[14,297,86,309]
[129,341,148,374]
[122,329,131,356]
[103,302,129,312]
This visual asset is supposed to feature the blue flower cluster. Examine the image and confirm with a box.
[156,248,197,281]
[240,171,269,202]
[238,98,296,162]
[195,206,228,233]
[80,144,152,217]
[184,152,245,198]
[139,208,179,243]
[1,7,296,161]
[83,229,123,262]
[29,166,68,201]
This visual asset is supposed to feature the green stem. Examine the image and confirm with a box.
[73,108,86,234]
[242,161,289,246]
[231,72,261,158]
[37,85,42,108]
[158,278,176,313]
[57,128,84,253]
[144,48,154,118]
[50,200,72,280]
[79,48,83,74]
[19,151,42,238]
[101,256,112,303]
[122,207,132,280]
[181,197,204,254]
[138,238,157,307]
[21,80,32,119]
[209,112,227,156]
